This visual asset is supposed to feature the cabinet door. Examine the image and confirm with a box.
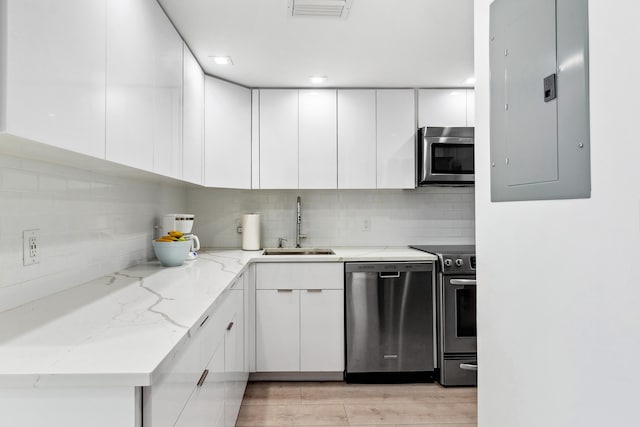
[4,0,106,159]
[337,90,377,189]
[300,289,344,372]
[466,89,475,127]
[204,77,252,188]
[107,0,182,176]
[299,90,337,189]
[150,4,183,179]
[418,89,467,128]
[376,90,416,189]
[106,0,156,171]
[256,289,300,371]
[259,90,299,189]
[182,46,204,185]
[174,334,226,427]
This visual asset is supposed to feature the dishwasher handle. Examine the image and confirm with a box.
[378,272,401,279]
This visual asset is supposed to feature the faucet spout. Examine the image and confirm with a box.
[296,196,303,248]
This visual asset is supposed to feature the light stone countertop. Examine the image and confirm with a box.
[0,247,436,388]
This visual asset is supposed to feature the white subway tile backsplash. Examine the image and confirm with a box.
[188,187,475,248]
[0,154,187,312]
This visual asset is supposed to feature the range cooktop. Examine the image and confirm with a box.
[409,245,476,255]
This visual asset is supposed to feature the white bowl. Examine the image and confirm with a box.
[152,240,191,267]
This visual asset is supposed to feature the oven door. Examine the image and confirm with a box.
[442,275,477,354]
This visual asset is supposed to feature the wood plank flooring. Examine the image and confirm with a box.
[236,381,477,426]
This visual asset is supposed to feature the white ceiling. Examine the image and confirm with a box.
[158,0,474,88]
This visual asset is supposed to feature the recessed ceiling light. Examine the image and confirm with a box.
[464,77,476,85]
[210,56,233,65]
[309,76,328,84]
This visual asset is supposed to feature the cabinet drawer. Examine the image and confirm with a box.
[256,263,343,290]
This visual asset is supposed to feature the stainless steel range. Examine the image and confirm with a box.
[410,245,477,386]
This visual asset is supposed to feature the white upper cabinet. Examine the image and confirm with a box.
[204,77,251,189]
[298,90,337,189]
[376,89,416,189]
[150,5,183,179]
[259,90,299,189]
[337,90,377,189]
[106,0,156,172]
[418,89,475,128]
[1,0,106,158]
[182,46,204,185]
[106,0,183,177]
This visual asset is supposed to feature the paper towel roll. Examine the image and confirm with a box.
[241,213,261,250]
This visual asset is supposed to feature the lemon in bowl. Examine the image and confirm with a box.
[152,239,191,267]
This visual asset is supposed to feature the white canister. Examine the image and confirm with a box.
[241,213,261,250]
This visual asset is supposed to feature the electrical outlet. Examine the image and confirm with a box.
[23,229,40,266]
[362,218,371,232]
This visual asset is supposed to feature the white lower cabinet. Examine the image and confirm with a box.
[174,334,226,427]
[256,289,300,372]
[144,272,247,427]
[300,289,344,372]
[255,263,344,373]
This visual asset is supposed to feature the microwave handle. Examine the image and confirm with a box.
[449,279,476,286]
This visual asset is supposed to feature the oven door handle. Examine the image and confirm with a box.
[449,279,477,286]
[460,363,478,371]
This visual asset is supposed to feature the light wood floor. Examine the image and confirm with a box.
[236,381,477,426]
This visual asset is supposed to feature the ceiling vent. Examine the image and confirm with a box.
[288,0,353,18]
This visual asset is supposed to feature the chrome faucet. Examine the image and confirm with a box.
[296,196,307,248]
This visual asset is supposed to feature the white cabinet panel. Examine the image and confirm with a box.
[256,290,300,372]
[300,289,344,372]
[106,0,156,172]
[174,333,225,427]
[182,46,204,185]
[259,90,298,189]
[150,3,183,179]
[337,90,377,189]
[106,0,182,176]
[256,263,344,290]
[4,0,106,158]
[466,89,475,127]
[418,89,467,128]
[251,90,261,189]
[204,77,252,188]
[299,90,337,189]
[376,89,416,189]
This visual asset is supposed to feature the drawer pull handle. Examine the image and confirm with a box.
[197,369,209,386]
[307,289,322,293]
[199,315,209,328]
[277,289,293,292]
[226,321,234,331]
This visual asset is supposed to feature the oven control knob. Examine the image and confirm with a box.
[444,259,453,267]
[455,258,464,267]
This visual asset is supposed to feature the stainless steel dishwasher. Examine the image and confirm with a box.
[345,262,435,383]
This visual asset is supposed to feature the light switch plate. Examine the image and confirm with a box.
[23,229,40,266]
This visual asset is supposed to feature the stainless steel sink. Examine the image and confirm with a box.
[263,248,335,256]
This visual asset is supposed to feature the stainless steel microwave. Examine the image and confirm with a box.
[417,127,475,186]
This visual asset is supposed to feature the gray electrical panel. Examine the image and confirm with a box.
[490,0,590,202]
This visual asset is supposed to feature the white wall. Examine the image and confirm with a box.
[188,187,475,248]
[0,154,188,312]
[475,1,640,426]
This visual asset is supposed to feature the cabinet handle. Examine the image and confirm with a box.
[199,315,209,328]
[197,369,209,386]
[277,289,293,292]
[306,289,322,293]
[226,321,234,331]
